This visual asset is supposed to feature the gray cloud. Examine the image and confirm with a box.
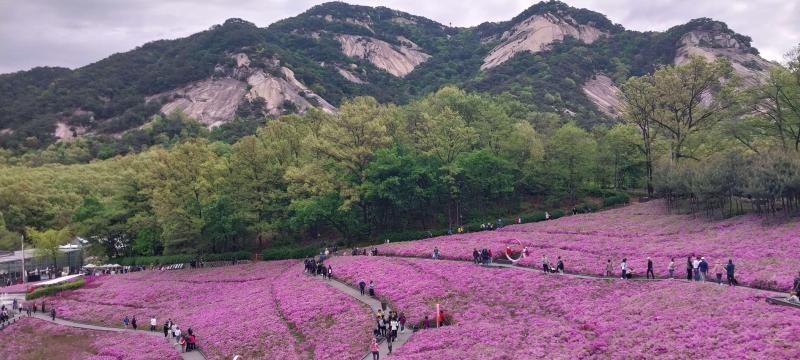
[0,0,797,74]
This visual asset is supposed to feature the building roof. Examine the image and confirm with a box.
[0,247,81,264]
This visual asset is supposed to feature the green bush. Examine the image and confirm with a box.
[383,229,449,243]
[550,209,565,219]
[574,202,599,214]
[26,278,86,300]
[602,193,630,207]
[116,251,249,266]
[262,245,319,261]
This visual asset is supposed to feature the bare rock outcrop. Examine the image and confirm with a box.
[246,67,336,116]
[336,66,366,84]
[336,34,431,77]
[582,74,623,117]
[675,30,775,88]
[390,17,417,25]
[482,13,606,70]
[54,121,87,140]
[157,78,247,127]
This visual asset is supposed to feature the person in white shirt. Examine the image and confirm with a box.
[150,317,157,331]
[390,318,399,340]
[174,326,182,339]
[620,258,628,279]
[692,257,701,281]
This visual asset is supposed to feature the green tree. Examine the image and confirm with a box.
[27,227,71,270]
[546,123,597,204]
[651,57,738,161]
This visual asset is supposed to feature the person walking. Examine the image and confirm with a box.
[50,308,56,321]
[668,258,675,279]
[179,335,187,353]
[646,257,655,279]
[793,271,800,295]
[620,258,628,279]
[605,259,613,277]
[692,257,701,281]
[699,257,709,282]
[387,336,393,355]
[123,315,130,328]
[542,255,549,274]
[150,316,157,331]
[359,280,367,296]
[687,257,693,281]
[188,333,196,352]
[399,312,406,333]
[713,262,723,285]
[131,316,137,330]
[390,317,399,340]
[556,257,564,274]
[163,321,169,337]
[368,281,375,297]
[370,337,380,360]
[433,247,440,260]
[327,265,333,280]
[725,259,737,286]
[473,249,480,264]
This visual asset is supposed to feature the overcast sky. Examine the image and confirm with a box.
[0,0,797,74]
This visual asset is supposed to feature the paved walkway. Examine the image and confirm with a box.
[378,253,785,295]
[25,312,206,360]
[314,276,413,359]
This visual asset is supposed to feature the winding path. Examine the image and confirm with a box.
[313,276,413,359]
[373,253,787,295]
[21,312,207,360]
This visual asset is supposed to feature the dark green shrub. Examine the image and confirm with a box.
[602,193,630,207]
[262,244,319,261]
[26,278,86,300]
[116,251,249,266]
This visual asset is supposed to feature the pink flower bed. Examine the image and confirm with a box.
[377,201,800,290]
[43,261,373,360]
[272,264,374,360]
[329,256,800,359]
[0,317,179,360]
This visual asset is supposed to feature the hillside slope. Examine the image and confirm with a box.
[0,1,775,148]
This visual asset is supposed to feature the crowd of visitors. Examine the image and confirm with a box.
[163,318,197,353]
[472,248,494,265]
[370,309,406,359]
[304,258,333,280]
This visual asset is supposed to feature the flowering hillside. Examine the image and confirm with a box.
[42,261,373,360]
[329,256,800,359]
[377,201,800,289]
[0,317,180,360]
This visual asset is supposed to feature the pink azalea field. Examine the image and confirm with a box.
[39,261,374,360]
[0,317,180,360]
[376,200,800,290]
[328,256,800,359]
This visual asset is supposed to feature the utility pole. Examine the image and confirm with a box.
[20,234,25,284]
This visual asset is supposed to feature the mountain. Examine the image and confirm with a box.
[0,1,775,149]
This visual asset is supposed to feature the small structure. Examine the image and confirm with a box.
[0,246,84,286]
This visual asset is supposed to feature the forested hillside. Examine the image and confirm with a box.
[1,1,797,261]
[0,1,773,152]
